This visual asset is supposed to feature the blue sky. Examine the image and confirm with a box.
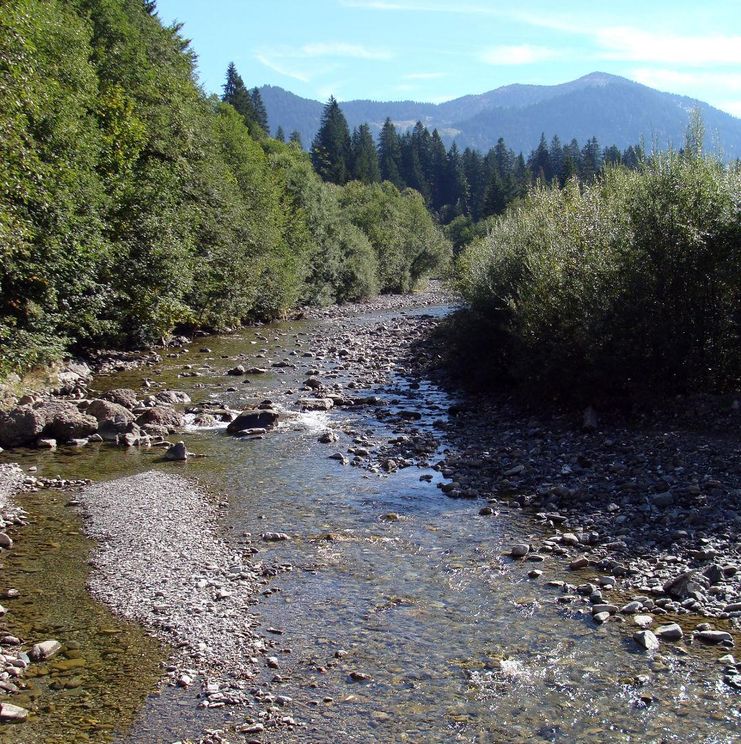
[155,0,741,117]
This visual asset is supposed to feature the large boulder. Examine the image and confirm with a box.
[0,407,45,448]
[226,409,280,434]
[663,570,709,600]
[136,406,184,431]
[85,399,135,428]
[154,390,191,405]
[34,401,98,442]
[100,388,139,410]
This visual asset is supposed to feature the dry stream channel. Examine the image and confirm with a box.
[0,302,738,743]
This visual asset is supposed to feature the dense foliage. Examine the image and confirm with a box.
[451,146,740,400]
[308,98,648,232]
[0,0,450,378]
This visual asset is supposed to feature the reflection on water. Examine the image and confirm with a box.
[1,307,738,742]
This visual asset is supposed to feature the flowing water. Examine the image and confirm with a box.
[0,306,738,743]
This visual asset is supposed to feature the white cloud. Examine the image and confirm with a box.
[480,45,559,65]
[717,100,741,118]
[254,53,311,82]
[631,68,741,92]
[301,42,393,60]
[596,28,741,66]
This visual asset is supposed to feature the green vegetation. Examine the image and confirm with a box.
[450,142,740,400]
[0,0,450,378]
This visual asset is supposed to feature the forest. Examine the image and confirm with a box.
[0,0,450,378]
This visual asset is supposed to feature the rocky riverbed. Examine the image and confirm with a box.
[0,283,739,741]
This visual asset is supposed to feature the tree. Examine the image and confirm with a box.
[350,124,380,183]
[275,125,285,142]
[377,118,403,188]
[250,87,269,135]
[289,130,303,148]
[222,62,259,135]
[311,96,351,184]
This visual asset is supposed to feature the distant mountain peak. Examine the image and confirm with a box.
[259,73,741,160]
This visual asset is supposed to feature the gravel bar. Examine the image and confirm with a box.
[80,471,263,683]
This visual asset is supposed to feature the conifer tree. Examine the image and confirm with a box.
[289,130,303,148]
[311,96,351,184]
[275,126,285,142]
[377,118,404,188]
[350,124,381,183]
[222,63,259,134]
[250,87,269,135]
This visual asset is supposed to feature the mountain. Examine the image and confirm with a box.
[259,73,741,159]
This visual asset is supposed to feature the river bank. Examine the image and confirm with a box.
[0,284,738,741]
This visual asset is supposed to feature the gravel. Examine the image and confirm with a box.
[79,471,265,683]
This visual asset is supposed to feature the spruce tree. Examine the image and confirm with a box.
[289,130,303,148]
[311,96,351,184]
[222,63,259,134]
[377,118,403,188]
[250,87,269,135]
[350,124,380,183]
[275,126,285,142]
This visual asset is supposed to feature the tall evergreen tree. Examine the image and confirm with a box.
[222,63,259,135]
[275,126,285,142]
[289,130,303,148]
[377,118,403,188]
[350,124,381,183]
[580,136,603,182]
[249,87,269,135]
[528,133,552,183]
[311,96,351,184]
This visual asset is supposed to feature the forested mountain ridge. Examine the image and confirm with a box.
[260,72,741,158]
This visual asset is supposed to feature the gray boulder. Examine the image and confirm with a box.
[226,409,280,434]
[136,406,184,431]
[84,399,135,441]
[0,407,45,448]
[164,441,188,461]
[35,401,97,442]
[100,388,138,409]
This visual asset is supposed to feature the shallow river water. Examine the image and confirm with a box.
[1,306,738,743]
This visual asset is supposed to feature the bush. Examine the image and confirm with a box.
[453,150,740,400]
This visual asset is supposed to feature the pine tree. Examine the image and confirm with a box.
[580,136,603,181]
[549,135,565,185]
[528,133,552,183]
[275,126,285,142]
[250,87,269,135]
[222,63,259,134]
[311,96,351,184]
[429,129,448,211]
[289,130,303,148]
[350,123,380,183]
[377,118,403,188]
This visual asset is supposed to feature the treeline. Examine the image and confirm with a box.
[0,0,450,377]
[307,97,646,232]
[449,125,740,400]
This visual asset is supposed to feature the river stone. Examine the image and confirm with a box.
[0,533,12,549]
[695,630,733,645]
[663,570,709,600]
[30,639,62,661]
[510,544,530,558]
[298,397,334,411]
[0,702,29,722]
[154,390,191,405]
[655,623,683,641]
[634,630,660,651]
[634,614,653,629]
[591,604,619,615]
[100,388,138,409]
[33,401,98,442]
[0,406,45,448]
[226,409,280,434]
[593,611,611,624]
[136,406,184,431]
[164,442,188,461]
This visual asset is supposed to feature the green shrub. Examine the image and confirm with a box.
[453,150,740,399]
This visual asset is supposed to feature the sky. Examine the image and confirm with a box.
[155,0,741,117]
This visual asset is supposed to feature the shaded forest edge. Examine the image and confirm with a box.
[0,0,450,380]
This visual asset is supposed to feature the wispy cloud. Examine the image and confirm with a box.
[340,0,508,16]
[597,28,741,65]
[631,68,741,92]
[480,45,560,65]
[255,42,392,84]
[254,53,312,82]
[301,42,393,60]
